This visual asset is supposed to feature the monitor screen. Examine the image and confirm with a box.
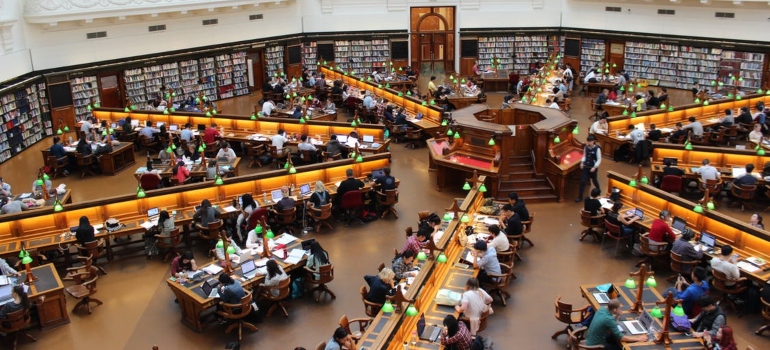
[131,120,140,127]
[663,157,678,166]
[147,207,159,217]
[336,135,348,143]
[110,123,117,129]
[371,168,385,179]
[633,208,643,219]
[416,112,424,120]
[240,259,256,274]
[169,124,178,131]
[362,135,374,143]
[238,195,243,207]
[700,232,716,247]
[271,189,283,202]
[300,184,312,195]
[672,217,686,232]
[198,124,206,131]
[157,122,165,127]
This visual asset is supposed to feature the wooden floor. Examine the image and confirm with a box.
[1,81,769,350]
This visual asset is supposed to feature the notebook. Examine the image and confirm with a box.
[362,135,374,143]
[271,189,283,202]
[417,314,441,342]
[300,184,312,197]
[622,310,654,335]
[593,292,610,304]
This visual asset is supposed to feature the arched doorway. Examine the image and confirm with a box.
[410,7,455,75]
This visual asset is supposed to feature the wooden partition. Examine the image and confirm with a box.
[606,171,770,283]
[0,154,391,256]
[595,94,770,158]
[649,142,770,183]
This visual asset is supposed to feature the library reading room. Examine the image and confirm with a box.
[2,1,770,349]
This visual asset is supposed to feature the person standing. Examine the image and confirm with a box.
[576,135,601,202]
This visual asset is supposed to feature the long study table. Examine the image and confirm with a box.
[42,142,136,176]
[134,157,242,180]
[649,142,770,184]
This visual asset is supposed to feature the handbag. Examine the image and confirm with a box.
[104,218,124,232]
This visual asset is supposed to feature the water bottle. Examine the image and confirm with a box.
[263,192,267,203]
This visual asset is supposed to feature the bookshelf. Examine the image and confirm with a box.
[676,46,720,89]
[333,40,390,77]
[580,38,605,74]
[143,64,164,103]
[231,51,250,98]
[215,53,233,100]
[720,51,765,90]
[0,80,51,164]
[266,46,284,78]
[478,37,515,71]
[124,68,146,105]
[302,42,318,68]
[179,59,200,98]
[199,57,217,101]
[70,75,100,121]
[513,35,550,74]
[161,62,181,102]
[623,41,662,86]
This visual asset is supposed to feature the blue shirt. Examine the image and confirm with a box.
[363,96,374,110]
[50,143,67,159]
[676,280,709,315]
[180,129,193,142]
[220,280,246,304]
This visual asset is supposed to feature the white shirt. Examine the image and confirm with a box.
[548,102,560,110]
[489,233,509,252]
[584,70,596,83]
[590,120,607,134]
[262,101,276,116]
[216,148,236,160]
[749,130,763,143]
[271,134,288,149]
[80,121,93,134]
[245,229,261,249]
[711,257,740,286]
[298,141,316,151]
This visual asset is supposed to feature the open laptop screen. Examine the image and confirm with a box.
[240,259,256,275]
[147,207,159,218]
[300,184,312,196]
[271,189,283,202]
[169,124,179,131]
[362,135,374,143]
[633,208,643,219]
[672,217,686,232]
[371,168,385,179]
[700,232,716,247]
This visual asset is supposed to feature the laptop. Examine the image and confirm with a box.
[671,216,687,233]
[200,279,220,299]
[696,232,717,252]
[169,124,179,132]
[236,251,252,264]
[592,284,616,304]
[147,207,160,224]
[157,122,165,128]
[0,286,13,305]
[299,184,312,197]
[0,276,9,286]
[110,123,117,129]
[197,124,206,132]
[270,189,283,202]
[276,103,285,110]
[633,208,644,220]
[371,168,385,179]
[336,134,348,143]
[240,259,258,280]
[416,112,424,120]
[131,119,140,127]
[417,314,441,342]
[623,310,654,335]
[238,195,243,207]
[663,157,678,166]
[217,156,230,163]
[362,135,374,143]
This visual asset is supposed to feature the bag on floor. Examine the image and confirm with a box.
[144,236,159,257]
[671,312,691,331]
[290,277,304,299]
[471,335,494,350]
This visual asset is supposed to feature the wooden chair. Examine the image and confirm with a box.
[505,231,525,262]
[118,131,138,144]
[668,250,700,283]
[579,210,604,242]
[669,133,686,144]
[78,240,108,275]
[405,128,423,149]
[481,263,514,306]
[551,295,592,340]
[724,125,739,145]
[388,124,406,143]
[64,255,93,281]
[698,178,723,199]
[271,207,297,235]
[75,153,97,178]
[258,278,291,318]
[139,173,161,191]
[340,191,364,226]
[64,266,103,314]
[303,264,336,302]
[196,220,222,245]
[660,175,683,194]
[0,308,36,349]
[635,234,669,268]
[339,314,372,342]
[730,183,757,212]
[601,219,631,257]
[709,128,727,146]
[459,308,490,334]
[331,94,343,109]
[269,146,289,169]
[376,189,399,219]
[712,269,748,314]
[313,342,326,350]
[321,151,341,162]
[299,149,317,164]
[359,285,382,318]
[690,132,711,146]
[756,295,770,335]
[307,203,333,233]
[46,155,68,179]
[217,291,258,341]
[155,228,183,262]
[496,243,518,280]
[139,135,159,152]
[568,326,604,349]
[520,211,535,248]
[246,143,266,168]
[589,99,600,120]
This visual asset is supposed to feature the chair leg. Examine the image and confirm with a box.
[551,325,571,340]
[522,236,534,247]
[756,323,770,335]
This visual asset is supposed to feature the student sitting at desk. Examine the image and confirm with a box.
[472,61,480,77]
[486,225,509,253]
[122,116,134,133]
[683,116,704,137]
[218,273,245,307]
[74,132,92,155]
[204,159,217,180]
[325,135,344,158]
[595,89,608,111]
[455,277,493,336]
[272,82,285,96]
[552,87,564,102]
[172,161,190,184]
[374,167,396,191]
[717,109,735,129]
[402,228,429,256]
[155,210,175,245]
[657,87,668,104]
[236,194,258,240]
[216,142,236,162]
[667,122,688,143]
[274,186,295,211]
[194,199,216,227]
[170,251,197,277]
[261,99,276,116]
[647,124,662,142]
[418,213,441,236]
[695,159,719,184]
[507,192,530,222]
[394,107,408,129]
[215,230,242,262]
[383,105,395,123]
[623,124,646,146]
[648,210,675,244]
[499,204,522,237]
[702,325,736,350]
[203,123,220,145]
[290,106,302,119]
[750,213,764,230]
[584,69,598,84]
[371,69,382,83]
[0,285,29,322]
[462,81,479,97]
[0,197,29,215]
[665,266,709,316]
[584,299,647,348]
[710,245,741,288]
[737,107,753,125]
[583,188,604,216]
[671,229,702,275]
[297,134,317,153]
[75,216,96,246]
[309,181,331,209]
[261,260,289,297]
[31,175,52,193]
[364,268,395,305]
[306,241,331,272]
[336,169,364,205]
[471,241,500,285]
[140,121,159,140]
[733,164,758,189]
[323,98,336,113]
[657,159,684,186]
[440,315,473,350]
[157,143,171,163]
[589,115,608,135]
[331,81,343,96]
[646,90,660,109]
[606,202,639,239]
[80,116,94,136]
[749,123,763,143]
[325,327,355,350]
[271,129,289,149]
[363,91,374,111]
[634,94,647,111]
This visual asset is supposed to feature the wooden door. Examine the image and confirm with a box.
[248,50,264,92]
[419,33,449,73]
[607,41,625,72]
[410,7,455,75]
[97,73,122,108]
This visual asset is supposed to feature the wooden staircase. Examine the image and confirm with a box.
[496,155,559,203]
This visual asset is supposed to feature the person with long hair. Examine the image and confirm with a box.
[75,216,95,246]
[172,160,189,185]
[440,314,472,350]
[305,241,330,271]
[750,213,764,230]
[309,181,330,209]
[703,325,737,350]
[455,277,493,336]
[156,210,174,244]
[170,251,197,276]
[236,193,259,241]
[193,199,216,227]
[261,259,288,296]
[0,286,30,323]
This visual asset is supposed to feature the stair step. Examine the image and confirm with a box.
[502,178,546,185]
[509,171,537,179]
[509,155,531,160]
[495,193,559,203]
[509,164,534,171]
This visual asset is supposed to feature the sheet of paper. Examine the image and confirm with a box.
[223,206,237,213]
[186,270,200,279]
[659,128,674,133]
[464,251,475,263]
[433,230,444,242]
[140,221,155,230]
[19,193,32,199]
[483,217,499,226]
[737,261,760,272]
[254,258,269,266]
[732,167,746,178]
[203,264,223,275]
[274,234,298,245]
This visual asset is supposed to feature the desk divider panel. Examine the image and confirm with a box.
[651,143,770,169]
[103,201,143,221]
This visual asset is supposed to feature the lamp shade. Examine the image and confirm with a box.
[43,173,50,180]
[197,145,204,152]
[441,119,448,126]
[668,105,674,112]
[572,126,579,135]
[405,305,418,317]
[437,253,447,263]
[36,179,43,186]
[453,132,460,139]
[137,188,146,198]
[54,202,63,212]
[629,179,637,187]
[226,245,236,254]
[554,136,561,143]
[289,166,297,174]
[650,306,663,319]
[21,256,33,265]
[693,204,704,213]
[624,277,636,289]
[205,111,211,117]
[694,98,701,103]
[758,148,766,156]
[215,176,224,185]
[673,305,686,317]
[416,251,427,261]
[251,113,256,120]
[488,138,496,146]
[478,184,487,192]
[355,154,363,162]
[645,276,657,287]
[685,142,693,150]
[299,117,306,124]
[447,129,454,136]
[622,110,628,116]
[707,201,715,210]
[462,182,471,191]
[631,112,637,118]
[460,214,470,223]
[102,130,108,136]
[57,128,63,135]
[255,224,263,234]
[381,301,395,313]
[166,146,173,153]
[351,120,357,127]
[216,240,224,248]
[660,103,666,109]
[265,229,275,239]
[640,176,649,184]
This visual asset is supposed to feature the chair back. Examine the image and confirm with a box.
[761,297,770,321]
[139,135,156,147]
[699,178,722,192]
[314,342,326,350]
[119,131,138,143]
[139,173,161,190]
[270,146,287,158]
[76,153,94,165]
[247,208,269,232]
[603,219,622,237]
[0,308,30,333]
[669,250,699,275]
[264,278,291,301]
[321,151,341,162]
[81,266,100,292]
[590,99,596,112]
[417,211,430,222]
[406,128,422,140]
[275,207,297,224]
[200,220,222,240]
[580,210,604,228]
[568,327,604,350]
[309,203,333,220]
[731,183,757,200]
[522,212,535,233]
[341,190,364,209]
[711,269,737,292]
[497,243,516,265]
[377,189,398,206]
[157,228,182,249]
[81,240,105,259]
[554,296,577,324]
[639,235,667,256]
[660,175,683,193]
[220,291,253,321]
[300,150,314,163]
[360,285,382,318]
[311,264,334,284]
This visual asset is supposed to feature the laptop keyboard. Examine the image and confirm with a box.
[629,321,643,333]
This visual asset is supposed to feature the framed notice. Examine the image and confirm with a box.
[610,43,624,54]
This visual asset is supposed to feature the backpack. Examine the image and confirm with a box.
[580,306,596,327]
[290,277,304,299]
[671,312,691,331]
[471,335,494,350]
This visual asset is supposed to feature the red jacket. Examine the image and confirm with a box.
[649,219,675,243]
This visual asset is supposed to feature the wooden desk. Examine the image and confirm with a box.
[579,282,703,349]
[255,107,337,122]
[166,233,306,332]
[606,171,770,283]
[21,263,70,330]
[586,81,617,96]
[649,142,770,184]
[445,95,479,110]
[134,158,241,180]
[221,130,391,155]
[479,71,510,92]
[7,190,72,212]
[602,103,632,117]
[42,142,136,176]
[357,178,486,350]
